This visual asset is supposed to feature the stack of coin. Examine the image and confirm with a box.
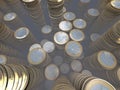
[47,0,64,18]
[0,42,24,58]
[14,27,37,50]
[106,67,120,87]
[70,73,116,90]
[5,0,25,15]
[83,50,117,72]
[3,12,25,30]
[65,41,83,59]
[97,0,120,22]
[0,64,43,90]
[21,0,45,26]
[28,48,51,67]
[90,20,120,52]
[52,76,76,90]
[113,48,120,64]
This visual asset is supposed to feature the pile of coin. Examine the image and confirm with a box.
[90,20,120,52]
[52,76,76,90]
[70,73,116,90]
[106,67,120,87]
[47,0,64,18]
[83,50,117,72]
[21,0,45,25]
[0,64,44,90]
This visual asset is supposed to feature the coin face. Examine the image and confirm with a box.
[45,64,59,80]
[69,29,85,41]
[65,41,83,58]
[43,41,55,53]
[4,12,16,21]
[28,48,46,65]
[87,8,100,17]
[71,60,82,72]
[14,27,29,40]
[90,33,100,42]
[59,21,72,31]
[111,0,120,9]
[0,55,7,64]
[41,25,52,34]
[63,12,76,21]
[97,51,117,70]
[84,79,116,90]
[29,43,41,51]
[73,19,87,29]
[54,31,69,45]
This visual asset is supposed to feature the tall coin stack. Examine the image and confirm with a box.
[52,76,76,90]
[21,0,45,26]
[70,73,116,90]
[106,67,120,88]
[0,64,44,90]
[90,20,120,52]
[47,0,64,30]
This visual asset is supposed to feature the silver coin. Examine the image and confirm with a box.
[54,31,69,45]
[4,12,17,21]
[80,0,90,3]
[65,41,83,58]
[40,39,49,46]
[97,50,117,70]
[22,0,35,2]
[0,55,7,64]
[59,21,72,31]
[87,8,100,17]
[63,12,76,21]
[14,27,29,40]
[29,43,42,51]
[69,29,85,41]
[41,25,52,34]
[90,33,100,42]
[45,64,59,80]
[71,60,82,73]
[28,48,46,65]
[73,19,87,29]
[111,0,120,9]
[43,41,55,53]
[60,63,70,74]
[81,70,92,76]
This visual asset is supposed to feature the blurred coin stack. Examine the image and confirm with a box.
[70,73,116,90]
[47,0,65,30]
[0,64,44,90]
[90,20,120,52]
[106,67,120,88]
[3,12,25,30]
[21,0,45,26]
[52,76,76,90]
[83,50,117,75]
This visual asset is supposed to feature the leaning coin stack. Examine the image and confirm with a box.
[21,0,45,26]
[3,12,25,30]
[0,64,44,90]
[70,73,116,90]
[52,76,76,90]
[83,50,117,72]
[14,27,37,51]
[90,20,120,52]
[97,0,120,22]
[106,67,120,87]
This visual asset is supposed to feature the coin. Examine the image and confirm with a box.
[59,21,72,31]
[3,12,17,21]
[29,43,41,51]
[0,55,7,64]
[41,25,52,34]
[71,60,82,72]
[63,12,76,21]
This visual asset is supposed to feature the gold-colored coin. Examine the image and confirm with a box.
[4,65,14,90]
[0,64,7,90]
[0,67,4,89]
[8,65,19,90]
